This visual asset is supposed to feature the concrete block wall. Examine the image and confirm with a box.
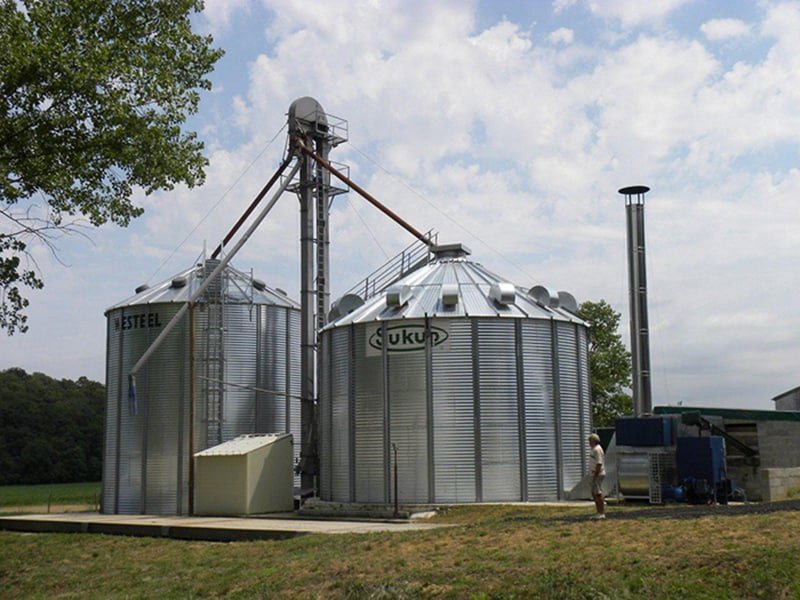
[727,462,763,501]
[757,422,800,468]
[759,467,800,502]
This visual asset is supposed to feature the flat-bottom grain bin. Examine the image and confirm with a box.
[194,433,294,515]
[319,244,592,504]
[103,260,300,515]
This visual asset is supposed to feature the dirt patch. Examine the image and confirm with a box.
[0,503,95,515]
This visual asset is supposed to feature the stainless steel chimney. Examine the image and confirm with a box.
[619,185,652,416]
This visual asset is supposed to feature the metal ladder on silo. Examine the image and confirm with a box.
[202,261,226,447]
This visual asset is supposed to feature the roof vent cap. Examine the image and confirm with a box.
[328,294,365,322]
[135,283,150,294]
[432,243,472,259]
[386,285,413,307]
[441,283,459,306]
[557,291,579,314]
[253,279,267,292]
[171,276,188,289]
[529,285,559,308]
[490,282,516,305]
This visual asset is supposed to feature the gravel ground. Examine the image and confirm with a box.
[564,499,800,522]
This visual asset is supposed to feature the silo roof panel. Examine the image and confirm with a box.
[327,255,586,327]
[107,261,299,313]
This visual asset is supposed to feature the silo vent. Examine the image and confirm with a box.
[135,283,150,294]
[441,283,459,306]
[329,294,365,321]
[558,291,579,314]
[432,243,472,259]
[489,282,516,306]
[386,285,413,307]
[171,276,188,289]
[253,278,267,292]
[275,288,287,296]
[529,285,559,308]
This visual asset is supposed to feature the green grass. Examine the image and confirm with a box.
[1,504,799,598]
[0,482,100,509]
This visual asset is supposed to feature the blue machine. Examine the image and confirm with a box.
[615,416,675,447]
[675,436,729,504]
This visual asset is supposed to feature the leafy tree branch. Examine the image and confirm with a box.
[0,0,223,333]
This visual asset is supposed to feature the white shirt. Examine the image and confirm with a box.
[590,445,606,477]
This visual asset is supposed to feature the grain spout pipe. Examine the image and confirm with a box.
[211,154,294,260]
[127,157,303,407]
[297,143,433,247]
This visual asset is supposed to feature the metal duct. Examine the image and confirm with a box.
[620,185,653,416]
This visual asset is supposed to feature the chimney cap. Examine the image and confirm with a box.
[618,185,650,195]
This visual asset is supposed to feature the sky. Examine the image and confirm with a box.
[2,0,798,410]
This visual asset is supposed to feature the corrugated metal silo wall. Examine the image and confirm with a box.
[258,305,301,486]
[103,303,189,515]
[388,327,428,504]
[354,326,385,503]
[521,320,558,501]
[320,326,354,501]
[477,319,520,502]
[222,305,258,439]
[557,322,583,491]
[103,302,301,515]
[431,319,475,502]
[319,317,591,504]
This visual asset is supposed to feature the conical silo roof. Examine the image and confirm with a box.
[327,243,585,327]
[106,259,299,313]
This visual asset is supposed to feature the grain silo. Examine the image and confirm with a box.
[319,243,591,504]
[103,259,300,515]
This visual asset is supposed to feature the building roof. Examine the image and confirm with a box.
[655,405,800,423]
[106,260,299,313]
[326,248,586,328]
[194,433,292,457]
[772,386,800,402]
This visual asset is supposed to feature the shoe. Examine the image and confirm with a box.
[591,514,606,520]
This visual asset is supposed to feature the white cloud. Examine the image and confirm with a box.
[552,0,577,14]
[203,0,250,32]
[587,0,694,27]
[548,27,575,45]
[700,18,751,41]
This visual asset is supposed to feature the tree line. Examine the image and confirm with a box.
[0,368,104,484]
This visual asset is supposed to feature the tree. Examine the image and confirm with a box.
[0,0,223,333]
[0,367,105,484]
[578,300,633,427]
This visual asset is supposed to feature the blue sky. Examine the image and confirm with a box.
[2,0,799,410]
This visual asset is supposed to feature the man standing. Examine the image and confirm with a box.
[589,433,606,519]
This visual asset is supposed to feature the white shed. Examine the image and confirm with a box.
[194,433,294,516]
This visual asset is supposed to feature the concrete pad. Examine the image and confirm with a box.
[0,512,452,541]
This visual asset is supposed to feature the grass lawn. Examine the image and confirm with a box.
[0,482,100,511]
[1,503,799,598]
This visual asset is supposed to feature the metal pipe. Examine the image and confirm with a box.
[196,374,304,400]
[210,154,293,260]
[298,146,316,493]
[391,442,399,518]
[297,143,432,246]
[128,158,302,399]
[188,304,195,515]
[619,185,653,416]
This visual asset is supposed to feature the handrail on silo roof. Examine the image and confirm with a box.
[341,230,438,300]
